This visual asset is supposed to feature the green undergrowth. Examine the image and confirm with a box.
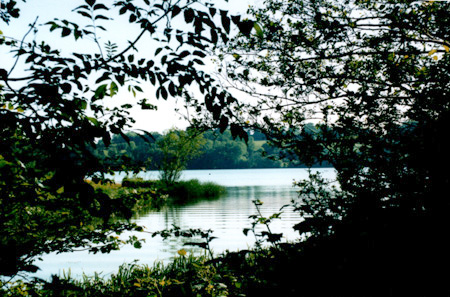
[1,252,246,297]
[0,243,313,297]
[0,216,302,297]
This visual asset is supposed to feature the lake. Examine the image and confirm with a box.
[31,168,336,280]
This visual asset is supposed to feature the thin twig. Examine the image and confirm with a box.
[8,16,39,76]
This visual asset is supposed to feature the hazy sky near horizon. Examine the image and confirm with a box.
[2,0,258,133]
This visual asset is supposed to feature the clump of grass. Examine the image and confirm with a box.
[166,179,226,201]
[120,177,226,202]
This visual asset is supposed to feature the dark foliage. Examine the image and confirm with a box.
[0,0,241,277]
[212,0,450,295]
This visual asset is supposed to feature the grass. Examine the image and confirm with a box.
[2,253,241,297]
[163,179,226,202]
[121,177,226,203]
[1,241,304,297]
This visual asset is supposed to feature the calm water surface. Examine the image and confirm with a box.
[32,168,336,280]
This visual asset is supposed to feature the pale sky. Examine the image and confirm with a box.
[1,0,258,133]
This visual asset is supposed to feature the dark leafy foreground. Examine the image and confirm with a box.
[2,187,449,297]
[1,243,445,297]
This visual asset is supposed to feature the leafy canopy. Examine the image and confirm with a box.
[220,0,450,214]
[0,0,246,277]
[209,0,450,294]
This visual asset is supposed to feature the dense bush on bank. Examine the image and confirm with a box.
[88,180,165,215]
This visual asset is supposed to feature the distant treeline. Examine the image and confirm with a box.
[92,128,330,170]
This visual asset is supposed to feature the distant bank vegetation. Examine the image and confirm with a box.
[92,127,331,171]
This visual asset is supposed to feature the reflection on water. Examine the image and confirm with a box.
[32,168,335,280]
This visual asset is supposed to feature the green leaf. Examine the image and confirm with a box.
[0,160,12,168]
[48,22,60,32]
[94,84,108,99]
[87,116,100,126]
[110,81,118,97]
[254,22,263,38]
[80,100,87,110]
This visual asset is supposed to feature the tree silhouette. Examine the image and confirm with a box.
[213,0,450,295]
